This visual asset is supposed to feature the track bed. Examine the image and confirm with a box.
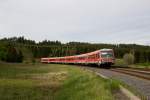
[80,66,150,100]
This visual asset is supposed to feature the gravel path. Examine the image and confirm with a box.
[82,66,150,100]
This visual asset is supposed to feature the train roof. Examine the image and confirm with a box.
[100,49,113,51]
[41,49,113,59]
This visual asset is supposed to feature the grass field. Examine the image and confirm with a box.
[0,63,120,100]
[114,59,150,69]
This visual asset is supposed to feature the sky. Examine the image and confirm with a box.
[0,0,150,45]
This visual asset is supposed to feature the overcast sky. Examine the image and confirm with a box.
[0,0,150,44]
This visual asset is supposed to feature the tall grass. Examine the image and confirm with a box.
[0,63,119,100]
[56,68,119,100]
[135,63,150,68]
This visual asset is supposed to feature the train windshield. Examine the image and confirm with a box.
[101,51,113,58]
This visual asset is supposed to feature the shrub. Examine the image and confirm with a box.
[123,53,134,65]
[114,59,126,67]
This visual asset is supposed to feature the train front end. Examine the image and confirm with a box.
[100,49,115,66]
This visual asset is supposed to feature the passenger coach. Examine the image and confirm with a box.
[41,49,115,67]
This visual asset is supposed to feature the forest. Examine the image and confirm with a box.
[0,36,150,64]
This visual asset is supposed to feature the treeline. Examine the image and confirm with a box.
[0,43,23,62]
[0,36,150,63]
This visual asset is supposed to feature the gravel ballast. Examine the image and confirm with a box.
[82,66,150,100]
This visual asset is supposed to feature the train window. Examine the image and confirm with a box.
[88,54,96,59]
[101,51,113,58]
[96,54,99,58]
[79,56,84,60]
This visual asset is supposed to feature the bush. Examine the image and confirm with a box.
[123,53,134,65]
[114,59,126,67]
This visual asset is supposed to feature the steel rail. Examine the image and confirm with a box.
[110,68,150,81]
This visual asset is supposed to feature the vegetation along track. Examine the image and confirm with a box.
[110,68,150,81]
[81,66,150,99]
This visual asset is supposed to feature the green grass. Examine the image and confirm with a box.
[134,63,150,68]
[56,68,120,100]
[113,59,127,67]
[114,59,150,69]
[0,63,120,100]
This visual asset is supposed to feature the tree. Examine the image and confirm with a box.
[134,50,140,63]
[17,50,23,62]
[123,53,134,65]
[6,46,18,62]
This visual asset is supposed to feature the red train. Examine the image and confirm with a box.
[41,49,115,67]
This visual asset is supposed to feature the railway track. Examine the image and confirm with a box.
[110,68,150,80]
[81,66,150,99]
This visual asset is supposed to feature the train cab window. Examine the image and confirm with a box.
[101,51,113,58]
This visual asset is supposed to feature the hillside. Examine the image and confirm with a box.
[0,36,150,64]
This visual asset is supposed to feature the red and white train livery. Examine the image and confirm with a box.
[41,49,115,66]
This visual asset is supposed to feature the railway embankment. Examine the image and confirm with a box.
[82,66,150,100]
